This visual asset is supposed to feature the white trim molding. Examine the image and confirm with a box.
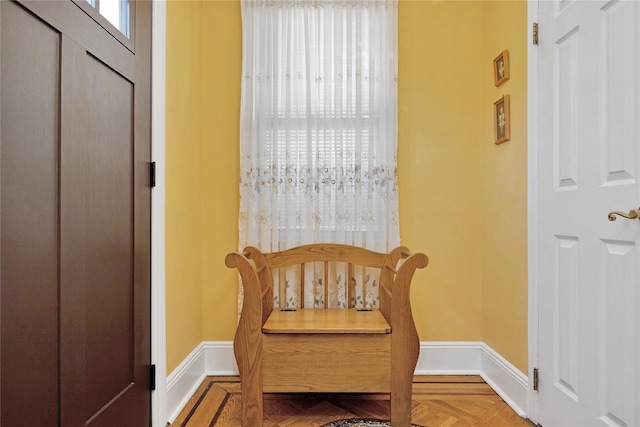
[165,341,529,425]
[166,344,208,425]
[527,0,540,424]
[415,341,484,375]
[165,342,240,424]
[151,1,167,426]
[479,344,528,417]
[416,342,528,417]
[202,341,239,375]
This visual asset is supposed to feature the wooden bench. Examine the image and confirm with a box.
[225,244,429,426]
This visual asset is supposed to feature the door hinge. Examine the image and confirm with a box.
[533,367,539,391]
[149,364,156,391]
[150,162,156,188]
[533,22,539,45]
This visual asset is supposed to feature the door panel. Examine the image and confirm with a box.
[600,1,637,186]
[1,1,151,426]
[538,0,640,425]
[600,240,637,426]
[0,2,61,425]
[83,53,135,420]
[553,235,579,402]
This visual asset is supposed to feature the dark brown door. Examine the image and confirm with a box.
[0,1,152,426]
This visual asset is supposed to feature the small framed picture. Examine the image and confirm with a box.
[494,95,510,144]
[493,49,510,87]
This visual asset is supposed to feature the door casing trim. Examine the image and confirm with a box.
[527,0,540,424]
[151,1,167,425]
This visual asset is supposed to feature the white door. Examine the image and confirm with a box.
[537,0,640,426]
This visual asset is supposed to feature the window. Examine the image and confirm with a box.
[239,0,399,252]
[85,0,130,37]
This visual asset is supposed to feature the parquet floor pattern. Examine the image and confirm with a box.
[172,376,535,427]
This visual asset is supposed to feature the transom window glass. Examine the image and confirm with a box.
[85,0,130,38]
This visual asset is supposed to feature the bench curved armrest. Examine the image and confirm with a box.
[225,252,263,364]
[390,251,429,331]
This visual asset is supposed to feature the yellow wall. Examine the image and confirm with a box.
[165,0,204,373]
[398,0,485,342]
[481,0,528,373]
[201,1,243,343]
[165,0,529,375]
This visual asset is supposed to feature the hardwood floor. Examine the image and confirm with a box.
[172,376,535,426]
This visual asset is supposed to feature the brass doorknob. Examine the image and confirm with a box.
[608,208,640,221]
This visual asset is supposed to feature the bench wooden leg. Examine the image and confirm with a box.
[390,327,419,426]
[391,382,411,427]
[390,372,412,427]
[234,322,264,425]
[240,367,263,426]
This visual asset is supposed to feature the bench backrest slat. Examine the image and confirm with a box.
[300,263,305,308]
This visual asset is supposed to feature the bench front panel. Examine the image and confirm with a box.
[262,333,391,393]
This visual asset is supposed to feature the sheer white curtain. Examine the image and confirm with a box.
[239,0,399,309]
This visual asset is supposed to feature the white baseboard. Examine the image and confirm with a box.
[202,341,238,375]
[165,344,207,424]
[416,342,528,417]
[415,341,484,374]
[479,343,528,417]
[165,341,529,425]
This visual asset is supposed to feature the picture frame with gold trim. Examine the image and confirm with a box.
[493,49,510,87]
[494,94,510,145]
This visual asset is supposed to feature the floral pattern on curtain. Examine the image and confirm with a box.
[239,0,399,311]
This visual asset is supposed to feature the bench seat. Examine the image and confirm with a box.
[263,308,391,334]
